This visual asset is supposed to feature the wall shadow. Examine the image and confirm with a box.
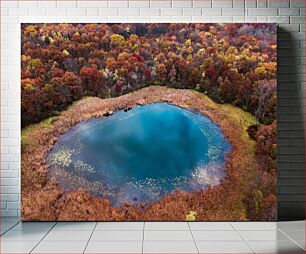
[277,27,305,221]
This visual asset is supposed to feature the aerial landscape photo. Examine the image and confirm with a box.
[21,23,277,221]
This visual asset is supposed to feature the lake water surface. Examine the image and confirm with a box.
[47,103,231,205]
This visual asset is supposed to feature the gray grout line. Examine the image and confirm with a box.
[142,222,145,254]
[29,222,58,254]
[0,220,20,236]
[268,221,277,229]
[229,222,236,231]
[82,222,97,254]
[230,222,256,254]
[187,222,200,254]
[276,227,306,251]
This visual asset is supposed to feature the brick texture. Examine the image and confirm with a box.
[0,0,305,220]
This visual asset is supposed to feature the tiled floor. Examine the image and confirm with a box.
[0,218,304,253]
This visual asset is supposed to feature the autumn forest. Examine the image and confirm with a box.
[21,23,277,221]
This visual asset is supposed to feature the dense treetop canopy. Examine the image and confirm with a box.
[21,23,276,126]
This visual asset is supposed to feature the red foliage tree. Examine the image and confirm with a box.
[255,121,277,173]
[80,67,105,96]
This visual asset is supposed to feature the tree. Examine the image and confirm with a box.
[255,121,277,173]
[61,72,83,100]
[254,79,276,122]
[155,63,167,82]
[110,34,125,48]
[21,23,277,130]
[80,67,105,96]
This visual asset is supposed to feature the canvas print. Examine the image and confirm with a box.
[21,23,277,221]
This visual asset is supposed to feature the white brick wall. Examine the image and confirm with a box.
[0,0,305,218]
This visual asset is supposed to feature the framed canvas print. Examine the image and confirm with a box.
[21,23,277,221]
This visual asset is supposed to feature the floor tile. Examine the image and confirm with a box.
[1,224,16,234]
[282,230,305,249]
[197,241,253,253]
[52,222,96,231]
[11,222,55,231]
[145,222,190,231]
[144,230,193,241]
[1,221,20,234]
[1,229,8,235]
[0,218,20,224]
[42,230,92,242]
[295,240,305,250]
[239,230,290,241]
[192,230,243,241]
[96,222,143,231]
[249,240,304,253]
[0,241,37,253]
[32,241,87,253]
[231,222,275,231]
[282,230,305,241]
[276,221,305,231]
[85,241,142,253]
[1,221,20,228]
[90,230,143,241]
[143,241,198,253]
[0,230,47,242]
[189,222,234,231]
[268,222,278,229]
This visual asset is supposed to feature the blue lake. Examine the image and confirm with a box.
[47,103,231,205]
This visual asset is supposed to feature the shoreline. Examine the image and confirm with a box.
[21,86,261,221]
